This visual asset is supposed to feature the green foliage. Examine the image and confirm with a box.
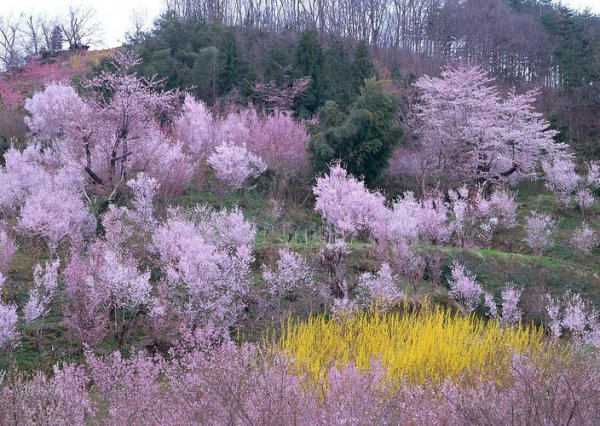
[218,29,240,94]
[541,7,598,90]
[133,16,375,113]
[352,40,374,93]
[321,39,354,110]
[308,79,403,185]
[294,30,324,115]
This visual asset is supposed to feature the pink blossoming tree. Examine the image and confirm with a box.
[412,66,566,189]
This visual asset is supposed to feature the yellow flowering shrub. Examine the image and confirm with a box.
[274,307,543,386]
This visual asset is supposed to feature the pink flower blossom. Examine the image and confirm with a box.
[524,211,556,254]
[262,249,313,299]
[448,262,482,312]
[207,141,267,190]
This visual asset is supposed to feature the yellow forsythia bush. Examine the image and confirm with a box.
[274,307,544,385]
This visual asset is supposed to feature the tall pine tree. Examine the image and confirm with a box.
[294,30,324,116]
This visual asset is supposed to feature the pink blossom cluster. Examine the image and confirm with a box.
[314,165,516,251]
[23,53,195,201]
[23,259,60,323]
[172,95,215,157]
[262,249,314,299]
[58,215,154,346]
[544,291,600,348]
[570,223,597,254]
[207,141,267,190]
[25,82,90,146]
[542,158,598,211]
[500,283,523,325]
[575,189,595,212]
[0,227,17,275]
[542,157,580,208]
[524,211,556,254]
[448,262,483,312]
[152,206,255,327]
[448,185,517,247]
[355,263,403,309]
[0,146,95,250]
[484,282,524,325]
[408,66,566,188]
[173,97,309,178]
[313,163,387,239]
[0,274,18,351]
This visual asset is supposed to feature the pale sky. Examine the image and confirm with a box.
[1,0,165,48]
[2,0,600,49]
[562,0,600,13]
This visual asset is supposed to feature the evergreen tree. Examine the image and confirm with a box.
[218,29,240,94]
[542,7,595,90]
[308,79,403,185]
[194,46,220,103]
[352,40,374,93]
[263,45,289,86]
[294,30,324,115]
[321,39,354,109]
[50,26,63,54]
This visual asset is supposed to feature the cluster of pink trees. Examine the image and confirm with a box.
[542,158,599,212]
[0,51,316,350]
[1,328,599,425]
[449,262,525,325]
[174,95,309,191]
[314,164,519,251]
[544,291,600,348]
[152,206,255,329]
[0,145,95,251]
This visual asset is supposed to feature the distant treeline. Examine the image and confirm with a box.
[115,1,600,157]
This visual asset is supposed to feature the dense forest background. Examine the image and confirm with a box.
[127,0,600,159]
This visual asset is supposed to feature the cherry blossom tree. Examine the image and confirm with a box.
[313,163,387,239]
[575,189,595,213]
[0,146,84,213]
[355,263,403,310]
[413,66,566,189]
[152,206,255,328]
[241,107,309,175]
[17,186,96,251]
[0,274,18,352]
[23,52,193,202]
[207,142,267,190]
[262,249,313,300]
[61,251,110,346]
[543,291,600,348]
[541,157,580,208]
[24,259,60,324]
[61,241,151,347]
[570,223,597,254]
[24,82,89,147]
[0,227,17,275]
[499,283,523,325]
[524,212,556,254]
[172,94,215,157]
[0,145,95,251]
[447,185,517,248]
[448,262,482,313]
